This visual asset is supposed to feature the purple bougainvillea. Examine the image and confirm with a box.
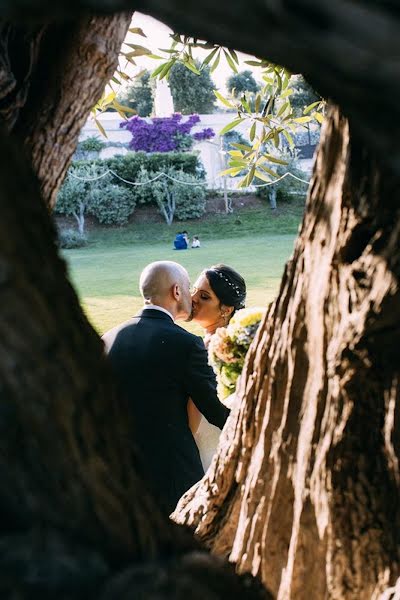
[120,113,215,152]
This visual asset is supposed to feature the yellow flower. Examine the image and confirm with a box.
[228,307,266,335]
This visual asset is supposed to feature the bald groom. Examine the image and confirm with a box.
[103,261,229,515]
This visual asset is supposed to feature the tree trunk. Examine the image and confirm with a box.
[0,13,131,207]
[73,204,85,235]
[0,2,399,599]
[269,187,277,209]
[173,105,400,598]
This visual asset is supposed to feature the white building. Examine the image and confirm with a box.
[80,112,315,190]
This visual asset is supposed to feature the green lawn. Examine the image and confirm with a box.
[64,232,298,335]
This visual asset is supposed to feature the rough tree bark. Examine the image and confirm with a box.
[174,106,400,599]
[0,13,131,206]
[0,1,398,599]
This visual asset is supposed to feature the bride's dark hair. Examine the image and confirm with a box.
[204,264,246,317]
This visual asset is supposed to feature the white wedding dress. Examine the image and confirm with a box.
[193,331,237,471]
[194,417,221,471]
[194,390,237,471]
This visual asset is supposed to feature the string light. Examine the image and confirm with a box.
[68,169,310,188]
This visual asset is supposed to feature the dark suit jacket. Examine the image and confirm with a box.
[106,308,229,514]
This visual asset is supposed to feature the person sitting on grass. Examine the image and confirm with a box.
[191,235,201,248]
[173,232,187,250]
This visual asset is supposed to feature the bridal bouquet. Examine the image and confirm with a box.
[208,307,266,399]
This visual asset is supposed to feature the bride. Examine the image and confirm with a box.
[187,263,246,470]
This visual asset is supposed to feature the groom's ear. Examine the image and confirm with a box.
[172,283,180,301]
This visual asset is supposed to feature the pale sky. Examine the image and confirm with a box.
[121,12,262,95]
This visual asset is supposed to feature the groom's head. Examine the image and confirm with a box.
[139,261,192,320]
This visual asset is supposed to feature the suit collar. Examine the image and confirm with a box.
[137,307,175,322]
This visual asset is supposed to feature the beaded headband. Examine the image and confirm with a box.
[208,268,246,307]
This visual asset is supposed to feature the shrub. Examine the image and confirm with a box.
[74,136,106,161]
[55,164,136,229]
[79,151,204,182]
[57,152,207,229]
[55,165,97,234]
[57,228,88,249]
[135,167,206,224]
[79,136,106,153]
[89,184,135,225]
[120,114,215,152]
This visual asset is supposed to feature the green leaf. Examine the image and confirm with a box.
[254,169,272,183]
[101,91,116,106]
[151,63,167,78]
[231,142,253,152]
[129,27,146,37]
[219,118,244,135]
[281,88,294,98]
[116,70,130,81]
[258,164,279,177]
[247,164,256,183]
[255,94,261,113]
[214,90,235,109]
[304,101,321,115]
[184,61,201,75]
[124,43,151,54]
[229,48,239,64]
[277,101,289,117]
[224,49,238,73]
[313,111,325,124]
[262,130,276,143]
[94,118,107,138]
[294,116,312,124]
[228,159,250,167]
[113,100,135,115]
[157,60,175,80]
[210,51,221,73]
[262,154,288,165]
[245,60,264,67]
[262,76,274,85]
[273,130,280,148]
[219,167,243,177]
[202,47,219,66]
[249,121,256,142]
[241,96,251,113]
[283,130,294,146]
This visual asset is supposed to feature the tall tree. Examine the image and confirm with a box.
[116,70,154,116]
[226,70,260,96]
[290,75,320,117]
[0,1,399,599]
[168,60,216,114]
